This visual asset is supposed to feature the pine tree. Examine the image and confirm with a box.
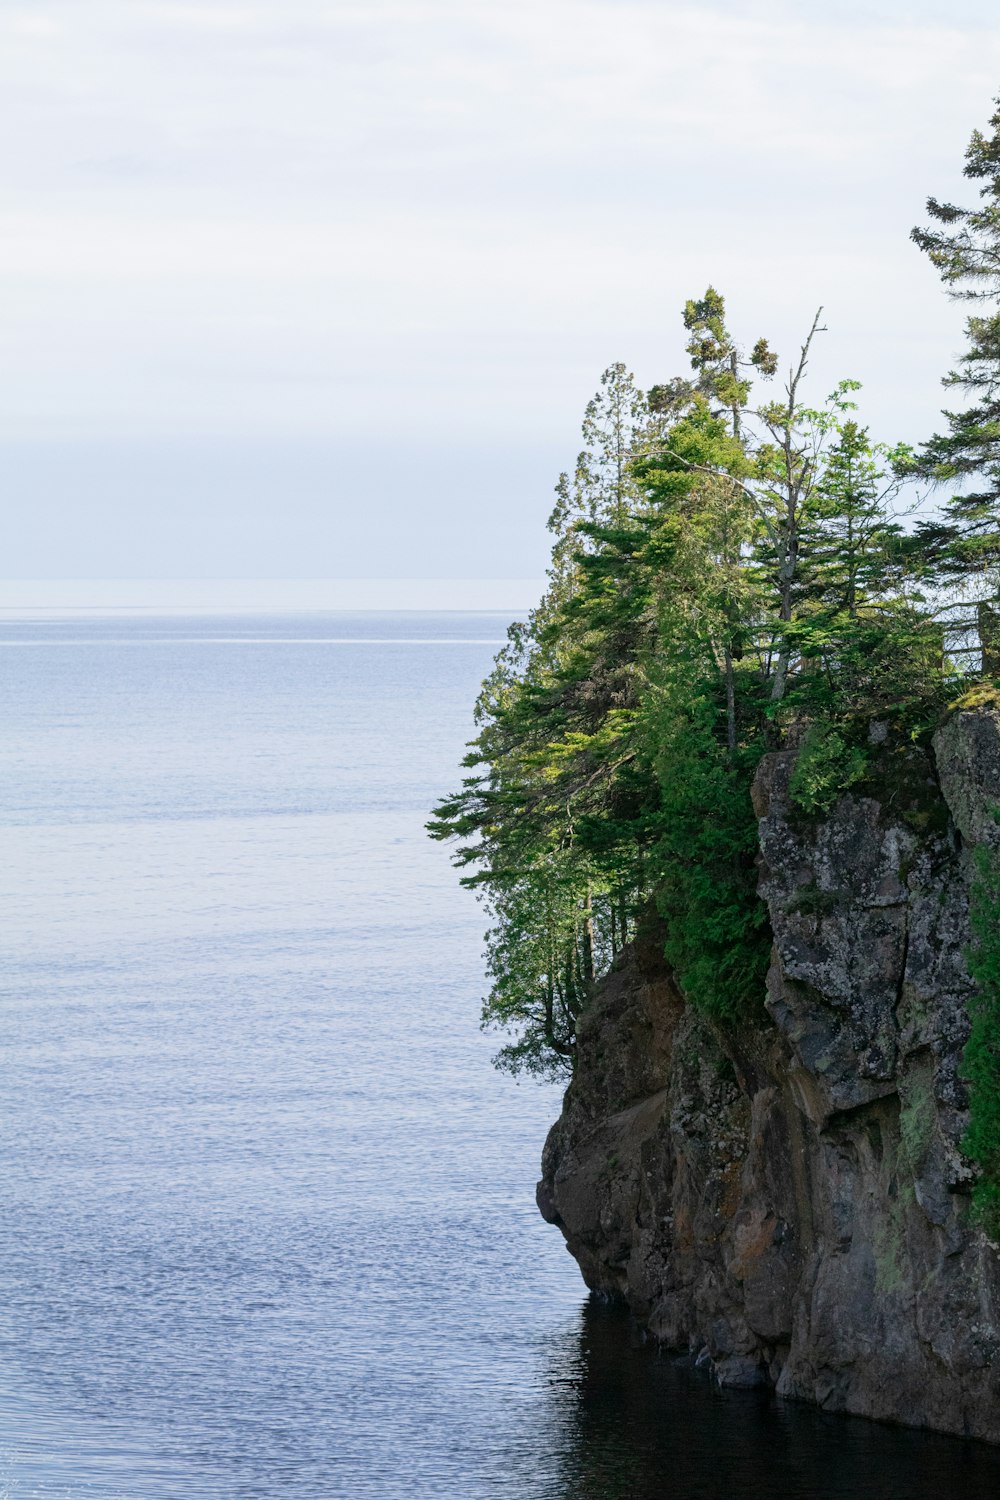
[646,288,775,746]
[677,286,777,438]
[806,418,905,620]
[748,310,829,703]
[430,283,962,1075]
[428,366,662,1075]
[912,100,1000,607]
[548,363,649,594]
[787,412,945,731]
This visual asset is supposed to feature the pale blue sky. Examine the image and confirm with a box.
[3,0,1000,590]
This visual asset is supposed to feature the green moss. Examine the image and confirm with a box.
[786,882,837,918]
[948,680,1000,714]
[873,1183,913,1296]
[899,1062,936,1178]
[860,743,951,836]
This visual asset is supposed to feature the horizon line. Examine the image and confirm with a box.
[0,578,546,618]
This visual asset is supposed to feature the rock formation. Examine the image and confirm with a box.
[538,709,1000,1440]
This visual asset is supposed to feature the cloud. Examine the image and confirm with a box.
[1,0,998,575]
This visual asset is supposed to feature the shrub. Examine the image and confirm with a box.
[788,723,868,815]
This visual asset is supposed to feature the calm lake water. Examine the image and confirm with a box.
[3,610,1000,1499]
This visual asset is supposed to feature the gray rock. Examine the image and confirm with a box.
[538,711,1000,1443]
[934,708,1000,848]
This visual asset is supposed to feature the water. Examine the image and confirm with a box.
[2,610,999,1499]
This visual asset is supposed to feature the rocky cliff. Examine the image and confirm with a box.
[537,708,1000,1440]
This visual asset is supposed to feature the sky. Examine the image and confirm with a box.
[4,0,1000,596]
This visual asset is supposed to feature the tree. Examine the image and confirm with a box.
[645,288,776,749]
[748,309,829,704]
[431,283,969,1077]
[428,366,662,1075]
[774,407,945,732]
[677,285,777,439]
[806,418,907,620]
[548,363,649,595]
[911,99,1000,631]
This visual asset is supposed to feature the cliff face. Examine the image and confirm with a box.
[537,709,1000,1440]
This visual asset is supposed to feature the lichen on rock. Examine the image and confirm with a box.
[538,709,1000,1442]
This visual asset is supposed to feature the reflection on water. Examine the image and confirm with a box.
[539,1301,1000,1500]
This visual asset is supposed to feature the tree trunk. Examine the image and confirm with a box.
[724,645,737,753]
[979,601,1000,676]
[581,887,596,986]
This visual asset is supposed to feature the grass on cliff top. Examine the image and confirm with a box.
[948,681,1000,715]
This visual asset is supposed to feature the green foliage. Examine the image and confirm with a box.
[786,883,837,919]
[950,681,1000,713]
[911,99,1000,646]
[425,107,1000,1250]
[899,1062,937,1178]
[789,725,868,815]
[428,362,658,1075]
[963,827,1000,1238]
[432,258,994,1076]
[476,865,604,1080]
[649,692,771,1019]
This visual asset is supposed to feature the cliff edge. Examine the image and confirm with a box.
[538,709,1000,1440]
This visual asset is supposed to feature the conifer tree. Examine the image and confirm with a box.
[786,412,943,729]
[548,364,649,595]
[428,366,662,1075]
[645,288,775,746]
[678,286,777,437]
[807,418,905,620]
[912,100,1000,605]
[431,279,968,1076]
[749,310,829,704]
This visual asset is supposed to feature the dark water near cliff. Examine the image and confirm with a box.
[2,610,999,1500]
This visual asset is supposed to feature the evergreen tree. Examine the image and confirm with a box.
[645,288,775,746]
[776,405,944,732]
[548,363,650,595]
[747,310,829,704]
[431,284,970,1076]
[806,416,906,620]
[912,100,1000,619]
[679,286,777,431]
[428,367,662,1074]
